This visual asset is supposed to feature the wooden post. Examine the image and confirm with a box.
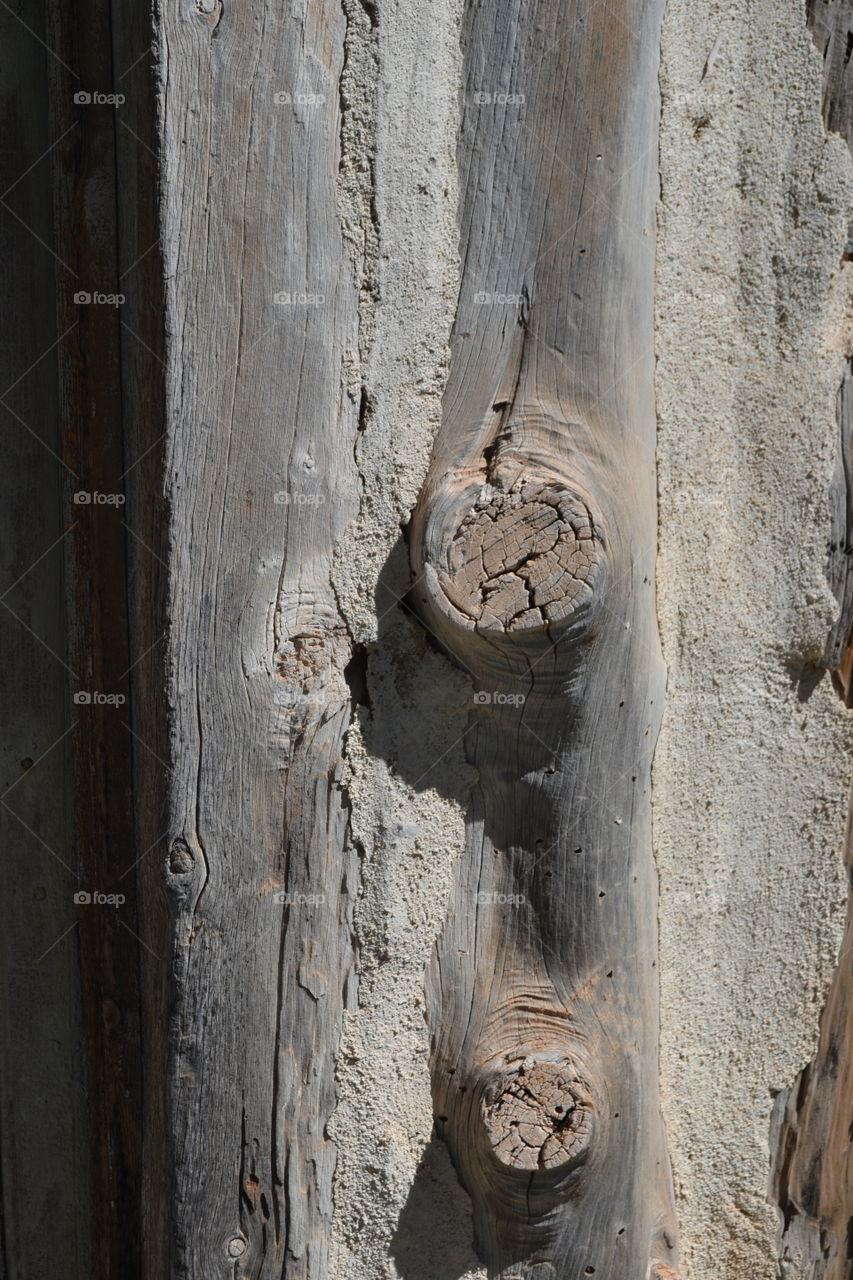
[151,0,362,1273]
[409,0,679,1274]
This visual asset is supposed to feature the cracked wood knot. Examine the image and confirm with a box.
[437,480,603,632]
[481,1057,594,1172]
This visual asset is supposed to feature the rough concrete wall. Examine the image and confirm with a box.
[329,0,485,1274]
[655,2,853,1278]
[325,0,853,1275]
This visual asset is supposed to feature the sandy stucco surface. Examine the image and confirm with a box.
[329,0,484,1273]
[655,2,853,1276]
[328,0,853,1276]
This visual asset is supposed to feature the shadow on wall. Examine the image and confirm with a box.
[353,536,484,1278]
[391,1132,483,1280]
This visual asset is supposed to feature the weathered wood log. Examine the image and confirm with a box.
[409,0,678,1274]
[153,0,362,1273]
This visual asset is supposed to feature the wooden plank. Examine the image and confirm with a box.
[109,4,173,1274]
[154,0,361,1272]
[409,0,678,1275]
[45,0,146,1270]
[0,4,90,1274]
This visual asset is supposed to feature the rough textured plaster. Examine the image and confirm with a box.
[329,0,485,1273]
[655,2,853,1277]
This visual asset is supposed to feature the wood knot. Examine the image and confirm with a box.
[435,480,604,634]
[481,1056,594,1173]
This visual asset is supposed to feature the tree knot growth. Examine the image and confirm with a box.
[481,1056,594,1173]
[436,480,604,634]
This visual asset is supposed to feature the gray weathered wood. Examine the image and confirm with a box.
[808,0,853,144]
[817,0,853,689]
[409,0,678,1275]
[154,0,361,1273]
[825,371,853,684]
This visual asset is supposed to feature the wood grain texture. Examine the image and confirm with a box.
[773,5,853,1275]
[47,0,146,1274]
[110,1,173,1273]
[826,370,853,687]
[807,0,853,143]
[0,4,90,1275]
[155,0,361,1273]
[409,0,678,1275]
